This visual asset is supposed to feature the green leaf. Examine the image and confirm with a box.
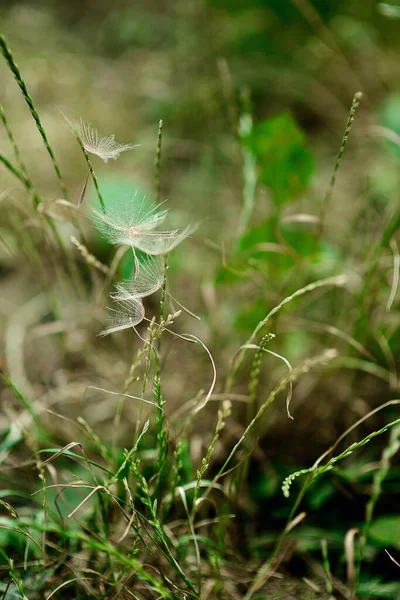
[238,218,277,253]
[358,580,400,598]
[234,300,268,333]
[379,92,400,158]
[369,516,400,548]
[246,112,314,206]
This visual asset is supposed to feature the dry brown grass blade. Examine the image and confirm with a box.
[77,169,90,207]
[385,549,400,568]
[344,528,359,598]
[284,511,307,534]
[67,484,113,518]
[40,442,83,467]
[117,511,137,543]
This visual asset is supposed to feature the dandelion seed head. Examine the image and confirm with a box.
[66,116,138,162]
[131,224,196,255]
[99,295,145,337]
[112,255,164,299]
[93,193,196,255]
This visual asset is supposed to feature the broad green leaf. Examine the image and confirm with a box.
[278,216,320,258]
[234,300,268,332]
[238,218,277,253]
[246,112,314,206]
[369,516,400,548]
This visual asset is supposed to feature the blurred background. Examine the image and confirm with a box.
[1,0,400,593]
[2,0,400,430]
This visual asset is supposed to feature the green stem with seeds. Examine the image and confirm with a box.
[0,37,87,295]
[321,91,362,218]
[155,119,163,204]
[156,255,169,376]
[155,119,166,375]
[0,35,70,201]
[225,274,346,394]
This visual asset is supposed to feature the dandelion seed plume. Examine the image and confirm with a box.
[112,255,164,299]
[93,193,195,255]
[99,295,145,337]
[66,116,138,162]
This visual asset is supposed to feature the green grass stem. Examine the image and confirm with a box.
[225,274,347,393]
[321,92,362,216]
[155,118,163,203]
[0,35,70,201]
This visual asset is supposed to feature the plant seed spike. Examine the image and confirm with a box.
[322,91,363,215]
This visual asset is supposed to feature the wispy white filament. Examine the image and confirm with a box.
[99,295,145,337]
[94,193,195,255]
[66,116,138,162]
[111,255,164,299]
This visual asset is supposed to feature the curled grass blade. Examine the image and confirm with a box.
[225,274,347,393]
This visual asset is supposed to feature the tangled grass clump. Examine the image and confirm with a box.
[0,30,400,600]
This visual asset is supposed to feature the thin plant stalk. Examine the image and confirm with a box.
[0,148,70,266]
[208,350,337,512]
[77,140,105,212]
[155,119,163,204]
[133,321,157,445]
[320,539,333,596]
[0,97,85,293]
[247,333,275,422]
[155,119,167,376]
[0,102,28,178]
[156,255,168,377]
[224,274,347,393]
[246,416,400,599]
[0,35,70,201]
[1,100,88,251]
[191,400,231,521]
[321,91,362,218]
[256,401,400,600]
[153,376,168,499]
[356,422,400,586]
[0,152,30,189]
[113,328,156,453]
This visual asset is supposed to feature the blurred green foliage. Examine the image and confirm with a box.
[369,515,400,549]
[245,112,315,206]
